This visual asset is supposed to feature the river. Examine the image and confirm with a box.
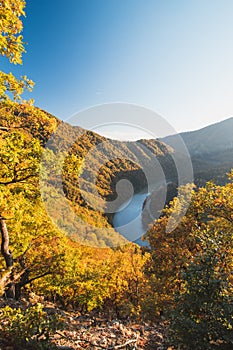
[112,191,149,246]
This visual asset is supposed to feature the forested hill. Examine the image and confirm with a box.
[2,101,233,249]
[142,118,233,227]
[0,101,174,248]
[1,101,233,349]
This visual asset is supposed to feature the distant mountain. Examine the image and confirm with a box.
[162,117,233,156]
[161,117,233,185]
[140,118,233,230]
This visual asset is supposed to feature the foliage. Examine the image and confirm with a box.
[144,184,196,316]
[170,250,233,349]
[0,101,58,141]
[0,71,34,102]
[146,174,233,345]
[1,4,232,341]
[33,243,150,319]
[0,102,65,297]
[0,0,25,63]
[0,129,41,186]
[0,100,150,307]
[0,0,34,101]
[0,303,63,349]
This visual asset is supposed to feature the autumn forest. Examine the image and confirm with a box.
[0,1,233,349]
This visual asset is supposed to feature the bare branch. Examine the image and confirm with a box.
[109,335,139,349]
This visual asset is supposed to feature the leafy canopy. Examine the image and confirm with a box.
[0,0,34,101]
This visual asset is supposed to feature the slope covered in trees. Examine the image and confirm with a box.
[1,117,233,348]
[1,98,233,349]
[0,1,233,349]
[145,177,233,348]
[0,100,175,247]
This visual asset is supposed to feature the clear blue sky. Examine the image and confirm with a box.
[2,0,233,139]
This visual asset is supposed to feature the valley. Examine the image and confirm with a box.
[1,1,233,348]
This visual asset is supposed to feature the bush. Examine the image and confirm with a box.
[0,303,63,349]
[169,253,233,350]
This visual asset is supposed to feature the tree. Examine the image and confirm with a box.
[0,0,34,101]
[0,0,25,63]
[169,177,233,349]
[170,249,233,349]
[144,184,197,316]
[145,174,233,346]
[0,0,38,297]
[145,176,233,310]
[0,113,43,294]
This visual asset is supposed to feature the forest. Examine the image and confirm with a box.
[0,1,233,349]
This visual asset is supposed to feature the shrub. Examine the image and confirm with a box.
[169,253,233,350]
[0,303,63,349]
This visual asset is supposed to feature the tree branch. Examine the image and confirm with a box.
[0,127,9,131]
[109,334,139,349]
[0,126,23,131]
[0,173,37,185]
[24,271,51,286]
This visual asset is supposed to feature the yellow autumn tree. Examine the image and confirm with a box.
[0,0,34,101]
[145,174,233,327]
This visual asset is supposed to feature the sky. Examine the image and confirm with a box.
[2,0,233,140]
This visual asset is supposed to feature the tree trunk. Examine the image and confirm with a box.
[15,269,30,300]
[0,218,13,268]
[0,217,15,298]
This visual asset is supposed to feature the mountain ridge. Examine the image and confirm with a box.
[161,116,233,156]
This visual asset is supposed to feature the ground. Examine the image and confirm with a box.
[0,298,171,349]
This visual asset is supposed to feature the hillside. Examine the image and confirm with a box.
[4,102,233,240]
[2,102,233,244]
[1,102,233,349]
[161,118,233,186]
[0,101,174,247]
[163,117,233,156]
[1,2,233,348]
[141,118,233,230]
